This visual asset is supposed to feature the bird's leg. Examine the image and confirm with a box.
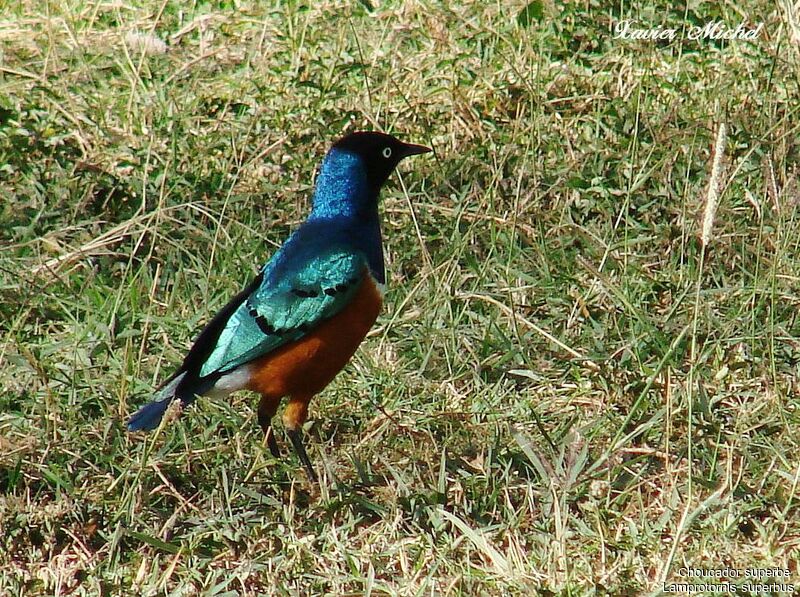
[287,429,317,482]
[258,394,282,458]
[283,396,317,482]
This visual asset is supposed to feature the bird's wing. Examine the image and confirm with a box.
[198,247,365,377]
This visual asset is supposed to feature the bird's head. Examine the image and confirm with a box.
[331,131,431,191]
[311,131,431,219]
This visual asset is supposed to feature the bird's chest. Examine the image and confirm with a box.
[246,275,383,397]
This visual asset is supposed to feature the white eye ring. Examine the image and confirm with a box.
[382,147,392,158]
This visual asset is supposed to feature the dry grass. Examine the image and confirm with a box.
[2,0,800,594]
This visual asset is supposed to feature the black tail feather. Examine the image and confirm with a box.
[126,371,187,431]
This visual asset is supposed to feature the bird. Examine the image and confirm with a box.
[126,131,431,481]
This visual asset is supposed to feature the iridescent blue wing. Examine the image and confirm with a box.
[198,247,365,377]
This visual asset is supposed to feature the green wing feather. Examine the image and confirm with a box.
[199,248,365,377]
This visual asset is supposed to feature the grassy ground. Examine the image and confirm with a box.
[1,0,799,594]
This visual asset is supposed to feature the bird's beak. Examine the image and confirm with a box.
[401,142,433,157]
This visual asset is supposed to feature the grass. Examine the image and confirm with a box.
[1,0,799,594]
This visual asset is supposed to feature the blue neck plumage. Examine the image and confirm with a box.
[310,150,373,219]
[308,149,385,283]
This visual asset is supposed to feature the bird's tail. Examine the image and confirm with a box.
[126,371,188,432]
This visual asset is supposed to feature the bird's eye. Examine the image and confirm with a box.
[382,147,392,158]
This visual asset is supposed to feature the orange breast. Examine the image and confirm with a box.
[245,275,383,398]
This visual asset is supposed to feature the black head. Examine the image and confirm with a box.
[331,131,431,191]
